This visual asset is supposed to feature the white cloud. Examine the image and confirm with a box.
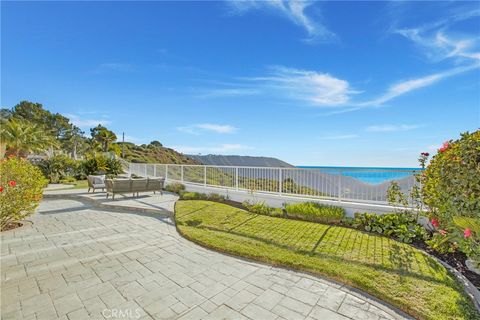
[228,0,335,41]
[172,144,252,155]
[177,123,238,135]
[197,88,260,98]
[67,114,111,128]
[365,124,422,132]
[246,66,357,107]
[393,7,480,63]
[360,64,478,106]
[319,134,358,140]
[195,124,238,134]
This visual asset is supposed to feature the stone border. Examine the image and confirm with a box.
[43,193,173,218]
[427,252,480,312]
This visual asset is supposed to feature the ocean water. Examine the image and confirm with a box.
[297,166,422,184]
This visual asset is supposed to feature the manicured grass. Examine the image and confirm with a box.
[50,179,88,190]
[175,200,479,320]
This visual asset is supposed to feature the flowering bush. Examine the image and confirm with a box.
[0,156,48,230]
[423,131,479,222]
[422,131,480,267]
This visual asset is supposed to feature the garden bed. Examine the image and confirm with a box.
[414,241,480,288]
[1,221,23,232]
[175,199,480,320]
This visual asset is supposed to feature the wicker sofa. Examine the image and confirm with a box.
[105,177,165,199]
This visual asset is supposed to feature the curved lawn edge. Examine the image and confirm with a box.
[174,200,480,320]
[174,216,411,320]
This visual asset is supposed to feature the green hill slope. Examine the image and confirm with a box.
[116,142,199,164]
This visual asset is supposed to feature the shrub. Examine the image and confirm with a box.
[284,202,345,223]
[243,201,284,217]
[164,182,185,194]
[180,192,207,200]
[207,193,227,202]
[422,131,480,265]
[423,131,479,222]
[353,212,426,243]
[0,157,48,230]
[77,154,124,178]
[37,154,77,183]
[179,192,228,202]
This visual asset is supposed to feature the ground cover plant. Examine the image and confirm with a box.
[347,212,427,243]
[175,200,480,320]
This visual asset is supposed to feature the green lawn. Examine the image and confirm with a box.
[175,200,479,320]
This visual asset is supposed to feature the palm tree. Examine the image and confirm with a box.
[98,130,117,152]
[0,118,58,158]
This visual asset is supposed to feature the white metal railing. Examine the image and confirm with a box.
[126,163,421,205]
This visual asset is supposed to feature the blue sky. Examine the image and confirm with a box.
[2,1,479,167]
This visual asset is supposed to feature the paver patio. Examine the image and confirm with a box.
[1,191,411,320]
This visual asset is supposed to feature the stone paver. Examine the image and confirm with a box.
[1,192,411,320]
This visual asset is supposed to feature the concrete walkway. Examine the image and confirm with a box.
[1,190,410,320]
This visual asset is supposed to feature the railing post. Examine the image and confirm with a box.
[181,165,184,182]
[338,169,342,202]
[278,168,282,195]
[144,164,147,177]
[235,167,239,190]
[204,166,207,188]
[153,164,156,177]
[165,164,169,181]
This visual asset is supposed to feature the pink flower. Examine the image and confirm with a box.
[431,218,440,228]
[8,180,16,187]
[438,142,449,153]
[439,229,447,236]
[464,228,472,238]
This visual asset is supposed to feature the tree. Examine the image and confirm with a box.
[90,124,117,152]
[150,140,163,147]
[0,118,58,158]
[10,101,87,157]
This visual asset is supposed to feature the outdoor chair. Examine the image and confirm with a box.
[87,175,106,193]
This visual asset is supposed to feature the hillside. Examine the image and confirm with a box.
[187,154,293,167]
[116,142,198,164]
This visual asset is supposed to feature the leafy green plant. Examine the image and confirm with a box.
[77,154,123,178]
[164,182,186,194]
[0,156,48,230]
[242,200,284,217]
[284,202,345,223]
[426,231,458,254]
[353,212,426,243]
[207,193,227,202]
[37,154,77,183]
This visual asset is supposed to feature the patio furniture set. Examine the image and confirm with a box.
[87,175,165,199]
